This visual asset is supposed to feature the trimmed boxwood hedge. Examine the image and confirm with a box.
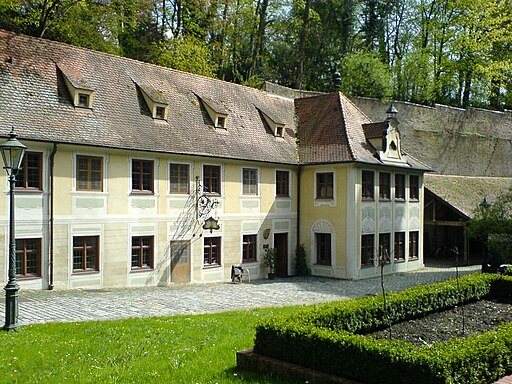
[254,273,512,384]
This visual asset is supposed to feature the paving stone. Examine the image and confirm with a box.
[0,265,481,325]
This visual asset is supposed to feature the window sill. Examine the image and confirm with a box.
[394,259,405,263]
[379,198,391,202]
[361,197,375,202]
[315,263,332,267]
[16,275,42,280]
[242,259,257,264]
[15,188,43,193]
[395,198,406,203]
[410,198,420,202]
[72,270,100,275]
[130,267,154,273]
[408,257,419,261]
[361,264,374,269]
[130,191,155,196]
[203,264,221,269]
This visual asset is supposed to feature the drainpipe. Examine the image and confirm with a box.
[48,143,57,290]
[296,167,301,261]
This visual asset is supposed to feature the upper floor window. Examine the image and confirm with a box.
[395,174,405,200]
[362,170,374,200]
[379,172,390,200]
[242,168,258,195]
[316,233,331,266]
[203,165,221,195]
[276,170,289,197]
[410,175,419,200]
[242,234,257,262]
[170,163,189,194]
[316,172,333,199]
[16,152,42,190]
[204,236,221,267]
[131,236,154,270]
[73,236,99,272]
[132,159,154,193]
[76,156,102,191]
[16,238,41,278]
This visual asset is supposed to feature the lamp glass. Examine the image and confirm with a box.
[0,131,26,175]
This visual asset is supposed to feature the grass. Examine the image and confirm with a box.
[0,306,309,384]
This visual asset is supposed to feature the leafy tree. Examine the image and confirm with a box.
[466,189,512,262]
[153,35,216,76]
[339,51,393,98]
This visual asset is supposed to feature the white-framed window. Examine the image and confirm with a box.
[169,162,191,194]
[202,164,222,195]
[74,154,106,192]
[242,167,259,196]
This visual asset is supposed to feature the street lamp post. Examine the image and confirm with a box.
[0,128,26,331]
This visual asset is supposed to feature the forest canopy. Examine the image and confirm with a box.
[1,0,511,110]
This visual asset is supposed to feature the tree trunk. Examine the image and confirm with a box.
[249,0,269,78]
[294,0,311,90]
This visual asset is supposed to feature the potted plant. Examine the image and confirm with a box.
[264,247,278,279]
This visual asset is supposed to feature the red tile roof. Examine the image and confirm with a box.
[0,29,429,171]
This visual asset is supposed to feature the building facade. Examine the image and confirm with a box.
[0,30,427,289]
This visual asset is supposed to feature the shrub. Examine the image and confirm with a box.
[253,273,512,384]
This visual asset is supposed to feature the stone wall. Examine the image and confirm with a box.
[350,97,512,177]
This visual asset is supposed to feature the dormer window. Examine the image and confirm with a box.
[78,93,90,108]
[57,64,94,109]
[132,79,169,120]
[195,94,229,130]
[216,116,226,128]
[155,105,167,120]
[256,106,286,137]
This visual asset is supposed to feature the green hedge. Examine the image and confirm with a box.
[253,274,512,384]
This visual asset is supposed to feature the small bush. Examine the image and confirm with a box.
[253,273,512,384]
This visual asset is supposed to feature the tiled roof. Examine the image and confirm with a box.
[0,30,298,164]
[0,29,429,170]
[424,174,512,218]
[295,93,428,170]
[362,122,387,139]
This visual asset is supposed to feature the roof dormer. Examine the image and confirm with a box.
[134,80,169,120]
[196,95,228,129]
[363,103,407,165]
[58,64,94,109]
[256,107,285,137]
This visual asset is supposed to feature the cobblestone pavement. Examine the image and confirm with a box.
[3,265,480,325]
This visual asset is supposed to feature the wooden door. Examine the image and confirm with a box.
[274,233,288,276]
[170,240,191,284]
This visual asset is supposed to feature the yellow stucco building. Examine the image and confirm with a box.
[0,30,428,290]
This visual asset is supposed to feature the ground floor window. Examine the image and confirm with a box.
[394,232,406,262]
[131,236,154,270]
[361,234,374,268]
[409,231,419,260]
[242,234,257,262]
[73,236,99,272]
[316,233,331,266]
[204,237,221,267]
[378,233,391,264]
[15,238,41,277]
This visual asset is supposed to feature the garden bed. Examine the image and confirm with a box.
[251,274,512,384]
[371,298,512,347]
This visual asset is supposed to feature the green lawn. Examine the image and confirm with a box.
[0,306,310,384]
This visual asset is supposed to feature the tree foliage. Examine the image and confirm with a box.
[466,189,512,262]
[1,0,511,110]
